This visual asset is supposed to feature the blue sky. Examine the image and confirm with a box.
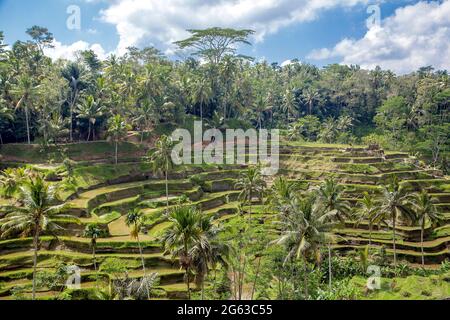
[0,0,449,73]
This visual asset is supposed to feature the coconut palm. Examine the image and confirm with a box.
[274,194,337,299]
[302,88,320,115]
[266,176,298,211]
[411,191,443,266]
[0,167,28,198]
[235,166,266,218]
[282,88,298,124]
[191,76,213,123]
[160,205,203,300]
[315,177,351,222]
[10,75,41,144]
[83,224,102,272]
[61,62,87,142]
[190,215,230,300]
[0,174,72,300]
[150,135,174,210]
[357,192,378,247]
[76,95,105,141]
[132,101,155,143]
[0,102,14,145]
[126,208,151,299]
[107,114,130,165]
[377,178,415,267]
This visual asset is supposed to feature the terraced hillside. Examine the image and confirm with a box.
[0,142,449,300]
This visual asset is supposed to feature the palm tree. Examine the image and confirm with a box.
[190,215,230,300]
[11,75,41,144]
[61,62,87,142]
[132,101,155,143]
[0,102,14,145]
[411,191,443,267]
[150,135,174,210]
[0,168,28,198]
[377,178,415,267]
[125,208,151,299]
[84,224,102,272]
[266,176,298,211]
[160,205,203,300]
[235,166,266,218]
[274,194,337,298]
[282,88,298,124]
[191,76,212,123]
[107,115,130,165]
[316,178,351,221]
[357,192,378,247]
[0,174,72,300]
[302,88,320,115]
[76,95,105,141]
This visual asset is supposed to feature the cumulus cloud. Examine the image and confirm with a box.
[44,40,109,61]
[99,0,369,55]
[307,0,450,74]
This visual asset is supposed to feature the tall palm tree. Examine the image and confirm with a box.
[235,166,266,218]
[84,224,102,272]
[125,208,151,299]
[150,135,174,210]
[160,205,203,299]
[132,101,155,143]
[107,115,130,165]
[282,88,298,124]
[302,88,320,115]
[11,75,41,144]
[377,178,415,267]
[0,174,72,300]
[76,95,105,141]
[266,176,298,211]
[191,76,212,123]
[316,178,351,221]
[61,62,87,142]
[411,191,443,267]
[357,192,378,247]
[190,215,230,300]
[274,194,337,299]
[0,102,14,145]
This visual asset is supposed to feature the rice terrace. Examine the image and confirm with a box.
[0,0,449,303]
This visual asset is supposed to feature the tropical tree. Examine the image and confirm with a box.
[411,191,443,266]
[191,76,212,123]
[0,102,14,145]
[107,114,130,165]
[61,62,87,142]
[282,88,298,124]
[315,178,351,221]
[132,101,155,143]
[357,192,378,247]
[377,178,416,267]
[150,135,174,210]
[160,205,203,299]
[126,208,151,299]
[0,167,28,198]
[235,166,266,218]
[76,95,104,141]
[266,176,298,211]
[302,88,320,115]
[84,224,103,272]
[274,194,337,298]
[0,174,72,300]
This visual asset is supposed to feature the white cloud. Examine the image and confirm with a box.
[99,0,369,55]
[308,0,450,74]
[44,40,109,61]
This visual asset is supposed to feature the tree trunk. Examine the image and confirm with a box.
[165,165,169,210]
[115,141,118,165]
[421,219,425,267]
[87,122,92,142]
[137,234,151,300]
[369,221,372,247]
[32,226,40,300]
[251,257,262,300]
[392,213,397,267]
[25,105,31,145]
[328,243,332,291]
[93,245,97,272]
[303,255,308,299]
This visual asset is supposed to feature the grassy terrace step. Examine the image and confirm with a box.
[68,179,194,216]
[0,236,161,255]
[333,244,449,264]
[0,251,174,271]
